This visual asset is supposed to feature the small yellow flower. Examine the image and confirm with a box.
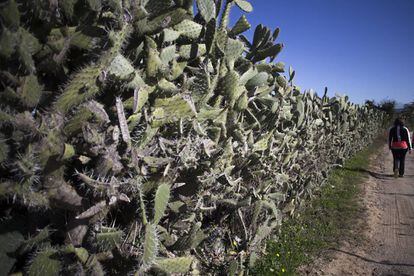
[282,268,286,273]
[276,253,280,257]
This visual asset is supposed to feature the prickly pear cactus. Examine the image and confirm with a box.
[0,0,385,275]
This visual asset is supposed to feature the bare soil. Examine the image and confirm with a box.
[304,144,414,276]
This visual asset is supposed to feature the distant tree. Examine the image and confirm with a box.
[401,101,414,127]
[364,99,395,116]
[364,99,376,108]
[378,100,396,115]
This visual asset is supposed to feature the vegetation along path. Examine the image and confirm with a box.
[317,142,414,275]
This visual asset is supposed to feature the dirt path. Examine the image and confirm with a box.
[313,144,414,276]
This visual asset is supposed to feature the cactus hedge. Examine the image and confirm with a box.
[0,0,385,275]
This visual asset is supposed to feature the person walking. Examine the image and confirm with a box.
[388,118,412,178]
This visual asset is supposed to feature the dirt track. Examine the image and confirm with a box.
[313,143,414,275]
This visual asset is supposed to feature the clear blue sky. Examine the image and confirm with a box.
[229,0,414,104]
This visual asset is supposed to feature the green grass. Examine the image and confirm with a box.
[251,135,385,276]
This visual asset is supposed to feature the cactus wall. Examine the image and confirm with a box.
[0,0,385,275]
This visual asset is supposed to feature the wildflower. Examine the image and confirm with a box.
[276,253,280,257]
[282,268,286,273]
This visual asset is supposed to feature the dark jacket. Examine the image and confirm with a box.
[388,125,412,150]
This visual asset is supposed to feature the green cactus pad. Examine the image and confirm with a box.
[222,69,240,108]
[86,0,102,12]
[153,183,171,224]
[0,0,20,29]
[253,130,274,152]
[155,256,193,274]
[96,227,123,251]
[0,135,9,165]
[276,75,288,89]
[136,8,188,36]
[246,71,268,90]
[162,28,181,43]
[174,19,203,39]
[146,38,162,78]
[19,74,43,108]
[145,0,174,15]
[151,94,196,127]
[253,43,284,62]
[220,1,233,29]
[229,15,251,37]
[70,31,98,51]
[60,0,77,19]
[54,65,101,114]
[225,38,245,66]
[179,44,207,60]
[196,0,216,22]
[107,54,135,81]
[160,45,177,65]
[141,224,159,270]
[0,218,25,275]
[27,248,61,276]
[18,227,51,254]
[234,0,253,12]
[0,28,17,58]
[235,91,248,111]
